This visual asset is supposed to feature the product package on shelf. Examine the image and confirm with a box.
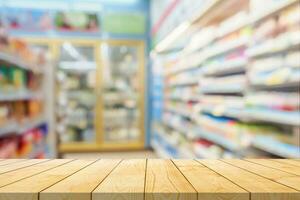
[247,2,300,88]
[18,124,48,158]
[0,23,48,158]
[0,136,18,158]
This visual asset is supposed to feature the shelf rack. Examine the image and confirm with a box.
[0,49,47,158]
[0,52,42,74]
[152,0,300,158]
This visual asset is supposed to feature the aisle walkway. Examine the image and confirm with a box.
[63,150,158,159]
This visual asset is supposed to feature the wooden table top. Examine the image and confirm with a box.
[0,159,299,200]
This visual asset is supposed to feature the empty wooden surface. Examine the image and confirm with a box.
[247,159,300,176]
[173,159,249,200]
[41,159,121,200]
[0,159,299,200]
[0,159,72,187]
[198,159,300,200]
[223,159,300,191]
[145,159,197,200]
[0,159,48,174]
[93,159,145,200]
[0,159,26,166]
[273,159,300,167]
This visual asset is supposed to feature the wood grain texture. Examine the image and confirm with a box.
[93,159,146,200]
[145,159,197,200]
[198,159,300,200]
[41,159,120,200]
[172,159,249,200]
[0,159,73,187]
[0,159,299,199]
[0,159,48,174]
[247,159,300,176]
[0,159,96,200]
[272,159,300,167]
[0,159,26,166]
[223,159,300,191]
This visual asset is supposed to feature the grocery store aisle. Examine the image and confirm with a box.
[63,150,158,159]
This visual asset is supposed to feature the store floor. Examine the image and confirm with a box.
[63,150,158,159]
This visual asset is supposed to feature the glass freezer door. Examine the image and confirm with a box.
[100,41,145,147]
[56,42,98,146]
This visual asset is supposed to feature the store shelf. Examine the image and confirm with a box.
[0,117,45,137]
[251,80,300,90]
[152,0,300,159]
[200,84,245,94]
[201,106,247,119]
[21,144,45,159]
[245,108,300,126]
[252,135,300,158]
[250,0,299,24]
[0,122,18,137]
[165,95,199,102]
[193,0,248,27]
[165,106,193,119]
[162,120,189,135]
[18,117,46,134]
[0,90,42,102]
[168,78,199,87]
[217,19,250,39]
[155,0,248,52]
[151,139,175,158]
[201,106,300,126]
[163,116,246,152]
[193,144,223,159]
[178,146,196,158]
[247,32,300,58]
[0,52,42,74]
[203,58,247,76]
[193,127,244,151]
[204,37,248,60]
[152,132,179,158]
[165,56,204,76]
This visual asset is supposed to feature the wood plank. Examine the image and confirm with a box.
[247,159,300,176]
[0,159,73,187]
[0,159,96,200]
[0,159,26,166]
[41,159,121,200]
[223,159,300,191]
[93,159,146,200]
[272,159,300,167]
[172,159,249,200]
[145,159,197,200]
[198,159,300,200]
[0,159,48,174]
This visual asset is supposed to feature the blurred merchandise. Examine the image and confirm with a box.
[0,23,48,158]
[1,0,300,159]
[101,43,144,144]
[151,0,300,159]
[56,43,97,145]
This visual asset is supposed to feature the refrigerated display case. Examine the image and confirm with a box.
[99,40,145,150]
[55,40,100,152]
[23,39,146,153]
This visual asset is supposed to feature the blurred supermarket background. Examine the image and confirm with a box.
[0,0,299,159]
